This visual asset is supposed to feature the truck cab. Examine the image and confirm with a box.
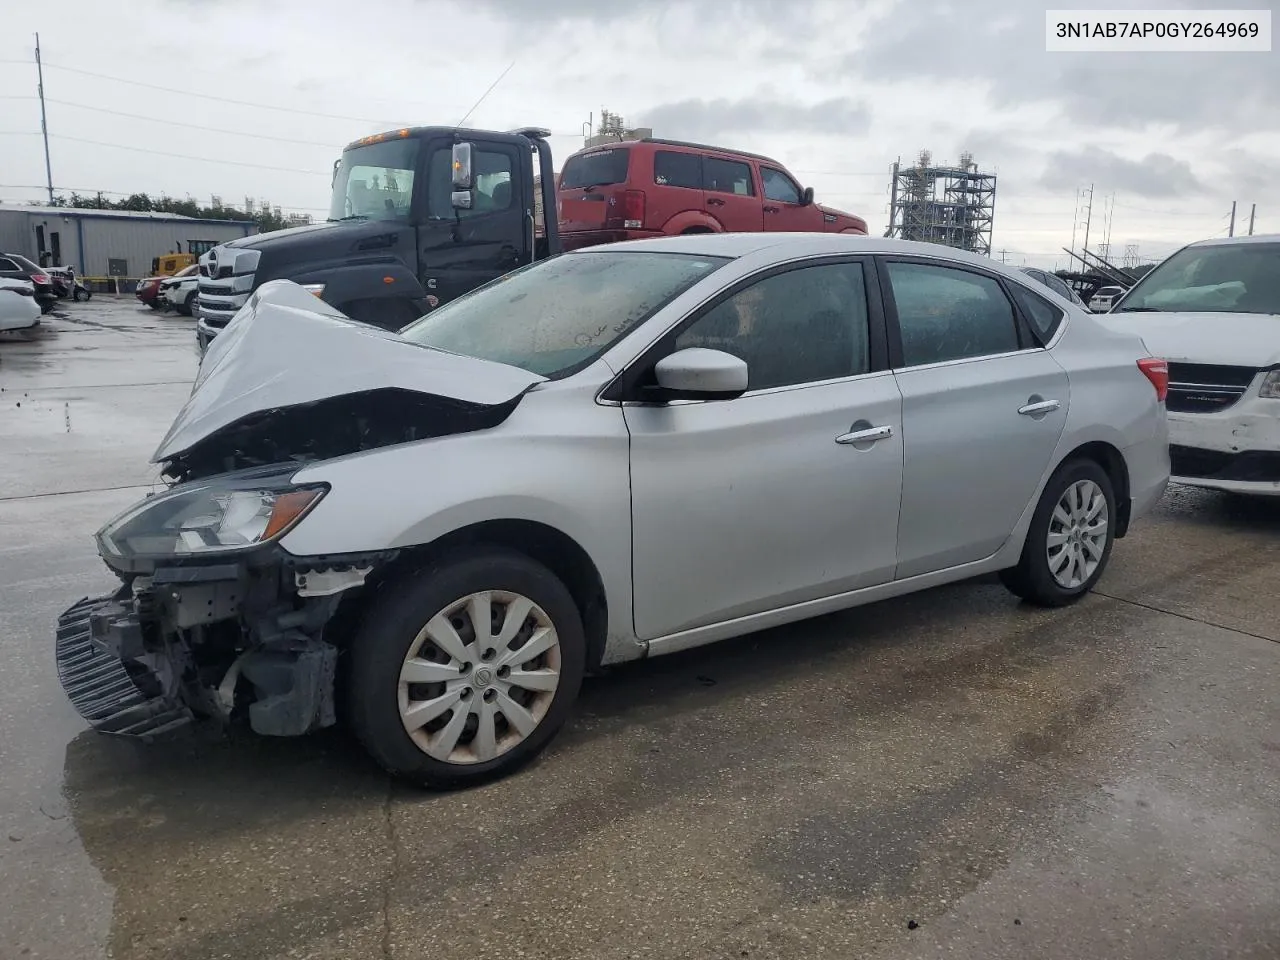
[196,126,559,349]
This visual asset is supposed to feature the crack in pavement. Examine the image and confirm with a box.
[382,779,398,960]
[1095,589,1280,646]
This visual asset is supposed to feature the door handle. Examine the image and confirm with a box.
[1017,399,1061,416]
[835,425,893,445]
[706,197,725,206]
[764,205,779,213]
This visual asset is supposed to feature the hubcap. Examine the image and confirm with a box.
[397,590,561,765]
[1046,478,1109,589]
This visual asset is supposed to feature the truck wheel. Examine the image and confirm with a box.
[347,547,586,789]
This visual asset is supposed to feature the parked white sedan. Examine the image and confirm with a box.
[0,277,41,331]
[58,234,1170,788]
[1101,234,1280,495]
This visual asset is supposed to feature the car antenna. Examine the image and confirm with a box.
[454,59,518,130]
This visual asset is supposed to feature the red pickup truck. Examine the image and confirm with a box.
[556,137,867,251]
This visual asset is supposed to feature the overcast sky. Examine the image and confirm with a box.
[1,0,1275,269]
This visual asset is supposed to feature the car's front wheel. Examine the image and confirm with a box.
[1000,458,1116,607]
[347,548,586,788]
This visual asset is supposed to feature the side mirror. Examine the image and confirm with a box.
[451,190,474,210]
[800,186,815,206]
[451,142,474,189]
[653,347,748,400]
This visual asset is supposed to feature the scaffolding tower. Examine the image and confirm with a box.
[885,150,997,256]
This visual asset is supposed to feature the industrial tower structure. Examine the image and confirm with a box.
[885,151,998,256]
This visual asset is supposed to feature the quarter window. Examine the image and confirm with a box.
[0,258,18,271]
[1008,282,1065,343]
[761,167,802,204]
[886,262,1020,366]
[654,151,702,189]
[702,156,755,196]
[674,262,870,390]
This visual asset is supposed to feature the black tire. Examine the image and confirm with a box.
[1000,458,1116,607]
[180,292,196,317]
[347,547,586,788]
[147,301,162,310]
[73,288,82,302]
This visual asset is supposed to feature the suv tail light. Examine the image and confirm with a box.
[620,189,645,229]
[32,274,49,284]
[1137,358,1168,402]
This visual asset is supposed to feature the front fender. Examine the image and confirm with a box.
[279,385,640,661]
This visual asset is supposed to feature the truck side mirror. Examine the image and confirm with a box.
[451,142,474,190]
[451,142,475,210]
[801,186,815,206]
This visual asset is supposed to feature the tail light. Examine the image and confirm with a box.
[1137,358,1168,402]
[620,189,646,229]
[32,274,49,284]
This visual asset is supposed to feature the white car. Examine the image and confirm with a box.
[160,273,200,316]
[56,235,1170,788]
[0,277,41,331]
[1100,234,1280,495]
[1089,285,1126,313]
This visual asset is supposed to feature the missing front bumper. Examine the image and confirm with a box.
[55,595,194,740]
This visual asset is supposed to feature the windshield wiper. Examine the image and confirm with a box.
[1112,306,1160,312]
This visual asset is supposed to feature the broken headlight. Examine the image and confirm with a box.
[97,477,327,559]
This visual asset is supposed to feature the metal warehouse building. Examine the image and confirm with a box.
[0,204,256,281]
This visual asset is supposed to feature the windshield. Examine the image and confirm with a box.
[559,148,631,189]
[1115,242,1280,315]
[400,250,730,378]
[329,138,419,222]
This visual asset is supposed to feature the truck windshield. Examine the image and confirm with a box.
[1114,242,1280,315]
[399,250,730,378]
[329,138,419,222]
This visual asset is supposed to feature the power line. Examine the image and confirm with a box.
[37,61,394,125]
[44,98,337,147]
[46,134,329,174]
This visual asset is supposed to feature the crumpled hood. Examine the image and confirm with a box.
[153,280,545,463]
[1095,311,1280,368]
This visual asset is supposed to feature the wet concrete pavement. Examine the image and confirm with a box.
[1,298,1278,960]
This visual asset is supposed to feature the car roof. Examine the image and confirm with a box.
[1187,233,1280,248]
[576,232,1032,275]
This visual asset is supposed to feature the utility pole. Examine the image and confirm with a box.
[1081,183,1095,257]
[1070,188,1080,259]
[1229,200,1236,237]
[34,33,53,203]
[1248,203,1256,235]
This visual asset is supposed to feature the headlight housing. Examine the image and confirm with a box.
[97,477,327,559]
[1259,370,1280,399]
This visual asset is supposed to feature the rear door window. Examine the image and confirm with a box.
[0,258,19,272]
[703,156,755,196]
[559,148,631,189]
[654,151,702,189]
[885,261,1020,366]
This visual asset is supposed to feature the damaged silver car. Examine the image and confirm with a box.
[57,234,1170,788]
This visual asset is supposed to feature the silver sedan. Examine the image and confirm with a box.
[60,234,1171,788]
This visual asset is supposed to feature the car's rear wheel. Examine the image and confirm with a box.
[347,548,586,788]
[1000,458,1116,607]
